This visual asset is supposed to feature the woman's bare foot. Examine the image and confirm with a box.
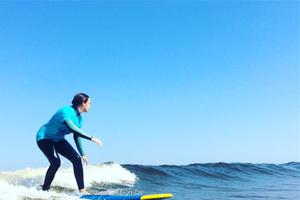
[79,188,90,195]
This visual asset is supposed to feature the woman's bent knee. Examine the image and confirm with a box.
[50,158,61,169]
[72,155,82,166]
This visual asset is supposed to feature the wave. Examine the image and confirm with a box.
[123,162,300,181]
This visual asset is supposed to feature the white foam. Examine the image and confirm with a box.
[0,180,80,200]
[0,162,138,199]
[50,162,137,188]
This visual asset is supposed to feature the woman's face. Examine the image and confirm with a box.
[82,98,91,112]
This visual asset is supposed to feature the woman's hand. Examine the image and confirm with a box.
[82,155,89,165]
[91,137,103,146]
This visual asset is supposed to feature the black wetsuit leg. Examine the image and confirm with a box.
[37,139,61,191]
[54,139,84,190]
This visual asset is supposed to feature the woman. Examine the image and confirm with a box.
[36,93,102,194]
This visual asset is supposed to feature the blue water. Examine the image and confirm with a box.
[1,162,299,199]
[120,162,300,200]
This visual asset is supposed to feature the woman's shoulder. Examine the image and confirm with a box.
[57,105,75,115]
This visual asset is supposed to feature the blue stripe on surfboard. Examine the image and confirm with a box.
[80,195,142,200]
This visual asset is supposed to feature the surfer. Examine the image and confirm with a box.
[36,93,102,194]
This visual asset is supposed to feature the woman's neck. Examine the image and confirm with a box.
[77,106,84,113]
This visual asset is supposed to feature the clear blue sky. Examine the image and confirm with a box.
[0,1,299,170]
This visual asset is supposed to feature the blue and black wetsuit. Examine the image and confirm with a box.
[36,105,93,191]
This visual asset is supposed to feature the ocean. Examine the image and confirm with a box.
[0,162,299,200]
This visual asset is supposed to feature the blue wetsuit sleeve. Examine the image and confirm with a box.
[73,134,85,156]
[64,119,93,140]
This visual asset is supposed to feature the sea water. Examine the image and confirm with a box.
[0,162,299,200]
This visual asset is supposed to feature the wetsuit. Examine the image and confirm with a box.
[36,105,92,191]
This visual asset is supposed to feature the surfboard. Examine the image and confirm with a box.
[80,193,173,200]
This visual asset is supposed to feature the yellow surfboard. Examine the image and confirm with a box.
[141,193,173,199]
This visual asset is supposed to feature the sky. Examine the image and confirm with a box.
[0,1,299,171]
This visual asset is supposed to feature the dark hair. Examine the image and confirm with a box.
[72,93,89,107]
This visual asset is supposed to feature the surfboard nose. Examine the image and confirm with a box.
[141,193,173,199]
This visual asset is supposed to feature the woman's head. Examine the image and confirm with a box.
[72,93,91,112]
